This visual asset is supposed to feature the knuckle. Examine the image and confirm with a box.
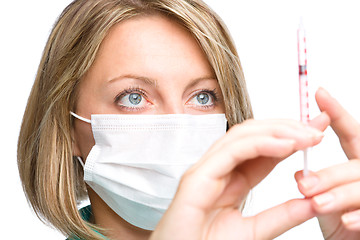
[227,123,243,133]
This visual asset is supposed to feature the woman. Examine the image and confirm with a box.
[17,0,360,239]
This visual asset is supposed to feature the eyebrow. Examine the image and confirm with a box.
[185,76,217,90]
[108,74,158,87]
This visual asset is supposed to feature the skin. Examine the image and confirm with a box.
[72,14,360,240]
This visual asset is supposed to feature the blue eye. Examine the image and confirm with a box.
[128,93,142,105]
[188,91,215,108]
[196,93,210,105]
[116,90,148,110]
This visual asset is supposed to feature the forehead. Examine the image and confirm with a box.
[86,14,214,82]
[102,14,197,56]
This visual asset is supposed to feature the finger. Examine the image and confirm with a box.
[308,111,331,132]
[204,120,324,159]
[229,119,323,139]
[310,181,360,215]
[200,133,323,180]
[296,160,360,197]
[316,87,360,159]
[342,209,360,231]
[251,199,316,239]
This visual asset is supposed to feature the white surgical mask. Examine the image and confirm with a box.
[71,112,227,230]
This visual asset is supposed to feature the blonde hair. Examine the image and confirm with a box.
[17,0,253,239]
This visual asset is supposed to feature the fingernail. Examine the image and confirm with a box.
[318,87,330,95]
[294,171,303,181]
[313,131,324,139]
[342,210,360,225]
[306,127,324,138]
[299,175,319,191]
[313,132,324,140]
[313,193,334,207]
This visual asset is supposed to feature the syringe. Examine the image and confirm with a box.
[298,18,310,176]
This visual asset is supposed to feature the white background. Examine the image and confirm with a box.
[1,0,359,239]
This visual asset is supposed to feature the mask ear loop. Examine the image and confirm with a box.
[70,112,88,168]
[70,111,91,124]
[77,156,85,168]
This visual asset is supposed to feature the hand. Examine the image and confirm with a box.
[150,114,329,240]
[296,88,360,239]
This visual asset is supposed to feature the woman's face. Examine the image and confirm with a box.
[73,14,225,159]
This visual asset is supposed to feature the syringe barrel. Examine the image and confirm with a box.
[299,73,309,123]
